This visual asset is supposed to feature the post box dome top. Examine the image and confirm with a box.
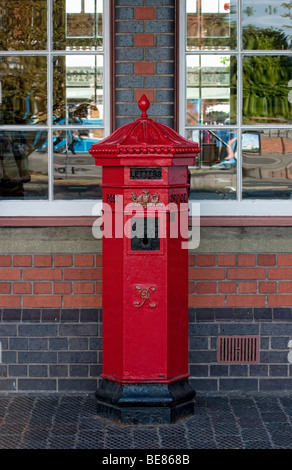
[89,95,200,162]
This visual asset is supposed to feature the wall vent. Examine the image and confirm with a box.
[217,336,259,364]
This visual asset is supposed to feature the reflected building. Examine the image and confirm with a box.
[0,0,104,200]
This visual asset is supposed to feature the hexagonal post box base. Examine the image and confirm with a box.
[95,378,196,424]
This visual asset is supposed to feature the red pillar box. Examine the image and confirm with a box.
[90,96,200,424]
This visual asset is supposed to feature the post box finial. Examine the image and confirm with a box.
[138,95,150,118]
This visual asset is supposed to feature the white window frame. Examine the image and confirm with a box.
[0,0,110,217]
[179,0,292,217]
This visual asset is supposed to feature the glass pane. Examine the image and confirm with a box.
[242,129,292,199]
[187,55,237,125]
[53,129,103,199]
[0,0,47,51]
[242,55,292,125]
[186,0,237,50]
[53,55,103,125]
[53,0,103,50]
[0,131,48,199]
[187,128,237,199]
[242,0,292,50]
[0,56,47,125]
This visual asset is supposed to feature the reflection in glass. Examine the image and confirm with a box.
[53,0,103,50]
[242,55,292,125]
[53,129,103,199]
[187,55,237,125]
[0,0,47,50]
[186,0,237,50]
[242,0,292,50]
[187,129,237,199]
[53,55,103,125]
[243,130,292,199]
[0,56,47,125]
[0,131,48,199]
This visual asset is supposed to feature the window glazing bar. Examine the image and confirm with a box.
[186,50,292,56]
[179,0,187,136]
[103,0,110,137]
[186,50,239,55]
[47,0,53,202]
[236,0,242,201]
[0,51,48,56]
[241,50,292,56]
[0,51,105,56]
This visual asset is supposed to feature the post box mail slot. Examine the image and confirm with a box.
[131,217,160,251]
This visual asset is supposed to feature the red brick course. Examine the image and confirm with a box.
[135,7,155,20]
[13,282,32,294]
[135,90,154,102]
[237,254,256,266]
[13,255,32,267]
[134,62,155,75]
[134,34,155,47]
[188,253,292,308]
[0,283,11,294]
[0,296,21,308]
[0,254,103,309]
[217,254,236,266]
[1,252,292,309]
[278,254,292,265]
[0,269,21,281]
[34,255,52,267]
[257,254,276,266]
[238,281,257,293]
[0,255,11,266]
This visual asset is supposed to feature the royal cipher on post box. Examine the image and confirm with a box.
[89,96,201,424]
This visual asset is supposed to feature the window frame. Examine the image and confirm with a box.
[179,0,292,217]
[0,0,110,217]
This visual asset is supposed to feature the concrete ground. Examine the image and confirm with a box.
[0,392,292,450]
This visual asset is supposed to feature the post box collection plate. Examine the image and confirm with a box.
[89,95,201,424]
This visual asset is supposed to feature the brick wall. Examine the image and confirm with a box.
[188,253,292,309]
[3,252,292,311]
[188,253,292,393]
[115,0,175,129]
[0,254,102,310]
[0,307,102,392]
[189,306,292,393]
[0,251,103,392]
[1,247,292,393]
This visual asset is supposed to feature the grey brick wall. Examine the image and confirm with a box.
[114,0,175,129]
[189,308,292,393]
[0,309,102,392]
[2,307,292,392]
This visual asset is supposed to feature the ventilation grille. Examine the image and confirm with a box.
[217,336,259,364]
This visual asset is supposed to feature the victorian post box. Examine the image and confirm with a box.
[89,96,201,424]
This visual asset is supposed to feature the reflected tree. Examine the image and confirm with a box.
[242,26,292,124]
[243,54,292,123]
[243,25,289,49]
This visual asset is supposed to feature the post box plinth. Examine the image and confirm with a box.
[90,96,201,424]
[95,378,196,424]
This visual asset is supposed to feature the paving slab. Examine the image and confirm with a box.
[0,393,292,450]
